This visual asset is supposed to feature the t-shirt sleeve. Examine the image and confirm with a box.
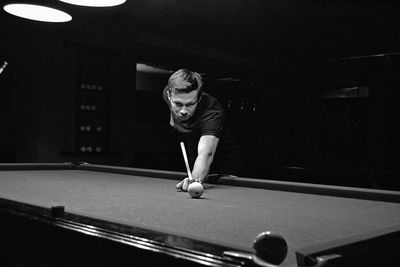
[200,110,224,138]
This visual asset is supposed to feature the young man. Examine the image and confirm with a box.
[163,69,240,191]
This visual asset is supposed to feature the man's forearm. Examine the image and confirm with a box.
[191,152,213,183]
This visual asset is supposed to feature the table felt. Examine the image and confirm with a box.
[1,170,400,267]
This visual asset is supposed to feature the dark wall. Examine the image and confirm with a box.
[0,11,139,166]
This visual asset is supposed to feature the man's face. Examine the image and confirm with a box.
[168,90,200,122]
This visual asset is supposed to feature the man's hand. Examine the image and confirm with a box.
[176,178,197,191]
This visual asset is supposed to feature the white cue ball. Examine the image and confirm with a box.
[188,182,204,198]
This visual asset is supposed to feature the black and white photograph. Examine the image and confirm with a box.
[1,1,400,266]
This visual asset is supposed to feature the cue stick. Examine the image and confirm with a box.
[180,142,193,181]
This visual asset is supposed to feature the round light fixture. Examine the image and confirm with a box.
[3,4,72,22]
[59,0,126,7]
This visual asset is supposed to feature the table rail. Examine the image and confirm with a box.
[0,197,245,267]
[218,176,400,203]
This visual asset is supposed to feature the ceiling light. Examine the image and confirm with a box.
[59,0,126,7]
[3,4,72,23]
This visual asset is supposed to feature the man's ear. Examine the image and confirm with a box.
[167,90,171,100]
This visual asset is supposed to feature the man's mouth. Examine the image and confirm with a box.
[178,115,190,121]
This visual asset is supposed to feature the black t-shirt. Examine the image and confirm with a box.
[164,91,240,175]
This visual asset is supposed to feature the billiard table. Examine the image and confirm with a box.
[0,163,399,267]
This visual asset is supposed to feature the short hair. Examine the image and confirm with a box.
[165,69,203,95]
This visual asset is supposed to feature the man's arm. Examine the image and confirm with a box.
[191,135,219,183]
[175,135,219,191]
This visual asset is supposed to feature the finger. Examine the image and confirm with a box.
[182,178,190,191]
[176,180,183,191]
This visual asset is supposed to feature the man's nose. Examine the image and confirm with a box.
[180,108,188,116]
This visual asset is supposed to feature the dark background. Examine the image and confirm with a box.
[0,0,399,189]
